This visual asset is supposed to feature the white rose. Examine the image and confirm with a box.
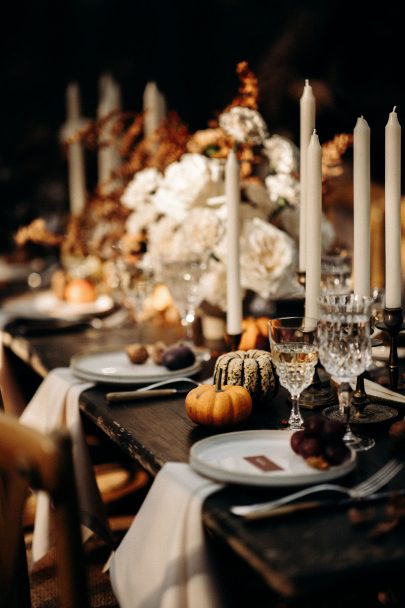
[265,173,300,207]
[263,135,299,174]
[151,154,224,221]
[175,208,224,258]
[240,217,297,300]
[219,107,268,144]
[121,168,162,209]
[126,202,159,235]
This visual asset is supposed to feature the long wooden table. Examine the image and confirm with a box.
[3,317,405,605]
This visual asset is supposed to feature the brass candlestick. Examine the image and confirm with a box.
[376,307,405,391]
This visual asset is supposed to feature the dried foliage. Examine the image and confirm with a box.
[118,112,189,178]
[322,133,353,179]
[14,219,62,247]
[224,61,259,111]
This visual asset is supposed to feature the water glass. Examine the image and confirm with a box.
[160,256,206,343]
[318,293,374,451]
[320,253,352,294]
[116,254,155,336]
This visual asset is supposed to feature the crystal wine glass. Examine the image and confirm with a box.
[268,317,318,430]
[160,255,206,345]
[116,253,155,340]
[320,252,352,295]
[318,293,375,452]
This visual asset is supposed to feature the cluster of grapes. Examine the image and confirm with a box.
[291,416,350,466]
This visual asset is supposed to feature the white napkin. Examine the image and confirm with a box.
[20,367,111,562]
[346,377,405,404]
[110,462,223,608]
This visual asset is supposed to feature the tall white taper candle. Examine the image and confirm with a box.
[353,116,371,297]
[305,130,322,320]
[143,82,167,138]
[385,107,402,309]
[225,149,243,335]
[299,79,316,271]
[97,73,122,193]
[60,82,87,216]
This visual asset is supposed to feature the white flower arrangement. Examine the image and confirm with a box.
[119,102,336,315]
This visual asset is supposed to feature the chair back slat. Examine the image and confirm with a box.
[0,412,90,608]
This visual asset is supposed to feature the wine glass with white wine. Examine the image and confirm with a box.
[268,317,319,430]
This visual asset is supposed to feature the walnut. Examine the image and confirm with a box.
[126,344,149,364]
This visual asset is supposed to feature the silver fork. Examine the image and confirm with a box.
[231,458,404,519]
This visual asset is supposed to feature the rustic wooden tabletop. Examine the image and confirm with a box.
[3,317,405,605]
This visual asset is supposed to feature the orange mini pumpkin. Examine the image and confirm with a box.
[185,369,252,427]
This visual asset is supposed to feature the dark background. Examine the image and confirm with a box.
[1,0,403,251]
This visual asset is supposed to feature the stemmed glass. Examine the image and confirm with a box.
[318,293,375,452]
[160,255,206,346]
[116,253,155,340]
[268,317,318,430]
[320,252,352,295]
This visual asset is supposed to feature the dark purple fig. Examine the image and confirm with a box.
[324,443,350,465]
[322,419,346,442]
[291,430,305,454]
[162,344,196,370]
[303,416,324,436]
[299,437,323,458]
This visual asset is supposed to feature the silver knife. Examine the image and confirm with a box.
[233,488,405,520]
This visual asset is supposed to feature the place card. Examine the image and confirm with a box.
[244,455,284,472]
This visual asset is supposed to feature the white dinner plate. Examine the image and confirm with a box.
[2,290,114,320]
[190,430,356,486]
[70,347,202,385]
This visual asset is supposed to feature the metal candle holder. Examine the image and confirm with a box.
[225,333,242,352]
[294,270,337,409]
[351,373,370,417]
[376,307,405,391]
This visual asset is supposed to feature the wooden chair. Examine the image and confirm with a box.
[0,411,90,608]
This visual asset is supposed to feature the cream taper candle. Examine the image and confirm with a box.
[225,149,242,335]
[305,130,322,320]
[97,73,122,193]
[60,82,87,216]
[143,82,167,138]
[353,116,371,297]
[385,107,402,309]
[299,79,316,271]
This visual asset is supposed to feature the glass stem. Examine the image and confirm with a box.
[184,319,194,341]
[289,394,304,430]
[338,381,357,443]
